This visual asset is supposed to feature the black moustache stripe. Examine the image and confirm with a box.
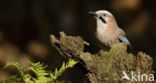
[99,16,106,24]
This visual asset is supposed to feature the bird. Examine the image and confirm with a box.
[89,10,131,48]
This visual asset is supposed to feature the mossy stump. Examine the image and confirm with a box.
[50,32,155,83]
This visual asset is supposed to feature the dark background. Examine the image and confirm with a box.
[0,0,156,83]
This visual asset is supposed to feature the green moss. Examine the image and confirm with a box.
[50,32,155,83]
[80,43,154,83]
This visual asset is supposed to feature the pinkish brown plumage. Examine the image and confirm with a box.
[89,10,130,47]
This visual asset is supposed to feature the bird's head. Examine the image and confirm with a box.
[89,10,117,27]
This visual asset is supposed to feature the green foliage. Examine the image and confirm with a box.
[1,75,21,83]
[1,59,78,83]
[4,62,24,77]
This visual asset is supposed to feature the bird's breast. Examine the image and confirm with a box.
[96,27,119,47]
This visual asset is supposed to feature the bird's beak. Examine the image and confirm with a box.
[89,12,97,17]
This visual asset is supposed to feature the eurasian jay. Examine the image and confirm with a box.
[89,10,131,48]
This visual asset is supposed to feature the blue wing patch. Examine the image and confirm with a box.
[119,36,132,50]
[119,36,130,43]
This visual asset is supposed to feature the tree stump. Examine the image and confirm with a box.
[50,32,155,83]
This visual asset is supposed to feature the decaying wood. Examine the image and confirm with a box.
[50,32,155,83]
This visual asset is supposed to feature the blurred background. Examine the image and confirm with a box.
[0,0,156,83]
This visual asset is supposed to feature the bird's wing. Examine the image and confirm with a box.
[119,36,133,51]
[119,36,131,45]
[119,36,129,42]
[118,27,126,36]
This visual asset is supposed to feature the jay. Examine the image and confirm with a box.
[89,10,131,48]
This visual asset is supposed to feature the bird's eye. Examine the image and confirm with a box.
[103,13,107,17]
